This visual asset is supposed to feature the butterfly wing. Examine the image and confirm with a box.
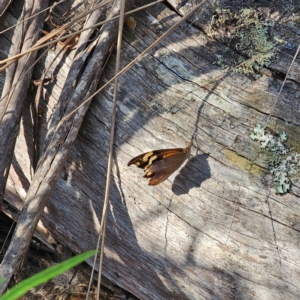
[128,146,191,185]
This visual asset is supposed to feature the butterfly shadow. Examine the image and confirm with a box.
[172,153,210,195]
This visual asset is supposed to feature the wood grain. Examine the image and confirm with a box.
[1,1,300,299]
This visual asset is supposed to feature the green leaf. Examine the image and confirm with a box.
[0,250,97,300]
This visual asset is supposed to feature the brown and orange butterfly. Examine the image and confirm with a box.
[127,145,191,185]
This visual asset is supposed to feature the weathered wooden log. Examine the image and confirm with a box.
[0,0,133,294]
[0,0,49,207]
[1,0,300,299]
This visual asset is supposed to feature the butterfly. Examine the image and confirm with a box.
[127,145,191,185]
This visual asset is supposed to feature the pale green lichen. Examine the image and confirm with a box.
[208,8,233,38]
[209,8,277,76]
[250,124,300,194]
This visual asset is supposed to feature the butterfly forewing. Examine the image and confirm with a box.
[128,146,191,185]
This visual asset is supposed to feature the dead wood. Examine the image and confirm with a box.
[0,0,12,18]
[1,1,300,300]
[0,0,49,208]
[0,0,133,294]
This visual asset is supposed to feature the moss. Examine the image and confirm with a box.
[209,8,277,76]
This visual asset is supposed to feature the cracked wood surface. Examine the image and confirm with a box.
[1,1,300,299]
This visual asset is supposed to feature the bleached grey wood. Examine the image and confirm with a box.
[0,0,49,207]
[0,0,133,294]
[2,1,300,299]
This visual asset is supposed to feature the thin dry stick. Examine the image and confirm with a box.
[263,45,300,129]
[0,0,67,33]
[199,53,270,90]
[0,0,164,71]
[37,1,208,200]
[86,2,296,283]
[95,2,126,298]
[0,45,58,252]
[0,43,55,124]
[201,46,300,128]
[89,0,206,299]
[32,43,69,170]
[259,46,300,264]
[0,0,127,293]
[0,1,164,120]
[0,1,164,137]
[51,0,208,141]
[225,47,300,247]
[0,1,112,122]
[225,186,239,245]
[266,187,282,265]
[0,0,112,70]
[0,0,11,18]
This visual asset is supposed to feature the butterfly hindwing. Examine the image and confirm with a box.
[128,146,191,185]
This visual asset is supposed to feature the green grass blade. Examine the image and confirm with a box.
[0,250,96,300]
